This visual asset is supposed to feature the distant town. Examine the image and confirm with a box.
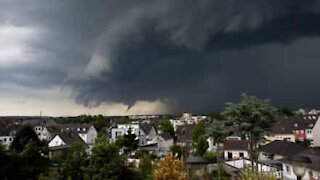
[1,97,320,179]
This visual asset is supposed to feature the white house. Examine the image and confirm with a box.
[258,140,306,162]
[61,124,97,145]
[281,148,320,180]
[157,133,174,157]
[0,127,14,149]
[111,124,147,146]
[223,140,249,160]
[48,132,87,158]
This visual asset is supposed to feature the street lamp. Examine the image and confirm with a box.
[291,155,312,180]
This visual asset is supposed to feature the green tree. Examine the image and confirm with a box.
[10,126,40,153]
[277,106,294,116]
[223,94,277,168]
[86,135,125,180]
[194,136,209,156]
[53,143,88,179]
[140,155,153,179]
[159,119,175,137]
[123,128,139,156]
[171,144,183,158]
[192,121,208,155]
[192,121,206,143]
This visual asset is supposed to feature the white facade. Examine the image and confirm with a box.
[157,136,174,157]
[0,136,14,149]
[111,124,147,146]
[224,150,249,160]
[48,135,65,147]
[282,163,320,180]
[77,125,97,144]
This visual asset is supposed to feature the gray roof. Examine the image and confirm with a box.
[60,124,92,133]
[185,156,209,164]
[140,123,156,135]
[272,116,309,134]
[0,127,11,136]
[259,140,306,157]
[54,132,85,146]
[160,133,173,140]
[224,140,249,151]
[280,148,320,171]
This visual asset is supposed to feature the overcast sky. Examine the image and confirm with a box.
[1,0,320,116]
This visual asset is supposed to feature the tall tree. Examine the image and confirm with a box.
[11,126,40,153]
[192,121,208,155]
[159,119,175,137]
[222,94,277,168]
[153,153,185,180]
[194,136,209,156]
[123,128,139,155]
[87,135,124,180]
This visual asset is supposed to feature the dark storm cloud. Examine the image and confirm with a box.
[2,0,320,112]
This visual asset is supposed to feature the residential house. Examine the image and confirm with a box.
[0,127,14,149]
[258,140,306,161]
[61,124,97,145]
[281,148,320,180]
[48,132,86,158]
[139,133,174,157]
[111,124,147,146]
[157,133,174,157]
[265,116,309,143]
[140,123,158,144]
[223,140,249,160]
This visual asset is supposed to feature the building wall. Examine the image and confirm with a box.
[265,134,295,143]
[313,119,320,147]
[111,124,146,146]
[0,136,14,149]
[282,163,320,180]
[158,137,174,157]
[224,150,249,160]
[48,135,65,147]
[293,129,306,141]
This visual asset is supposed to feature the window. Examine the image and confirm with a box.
[228,152,233,159]
[286,165,291,174]
[239,152,244,158]
[4,138,6,142]
[300,130,304,134]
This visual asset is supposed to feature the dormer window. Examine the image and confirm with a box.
[294,123,298,127]
[77,128,80,131]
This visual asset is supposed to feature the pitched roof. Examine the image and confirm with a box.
[140,123,156,135]
[0,127,11,136]
[224,140,249,151]
[160,133,173,141]
[280,148,320,171]
[55,132,85,146]
[259,140,306,157]
[271,116,308,134]
[60,124,92,133]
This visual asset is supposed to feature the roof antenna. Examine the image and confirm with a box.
[40,110,42,118]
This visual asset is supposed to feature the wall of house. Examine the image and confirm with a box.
[313,120,320,147]
[0,136,14,149]
[224,150,249,160]
[293,129,306,141]
[258,152,284,161]
[282,163,320,180]
[305,129,313,140]
[48,136,65,147]
[265,134,295,143]
[158,137,174,157]
[87,126,97,144]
